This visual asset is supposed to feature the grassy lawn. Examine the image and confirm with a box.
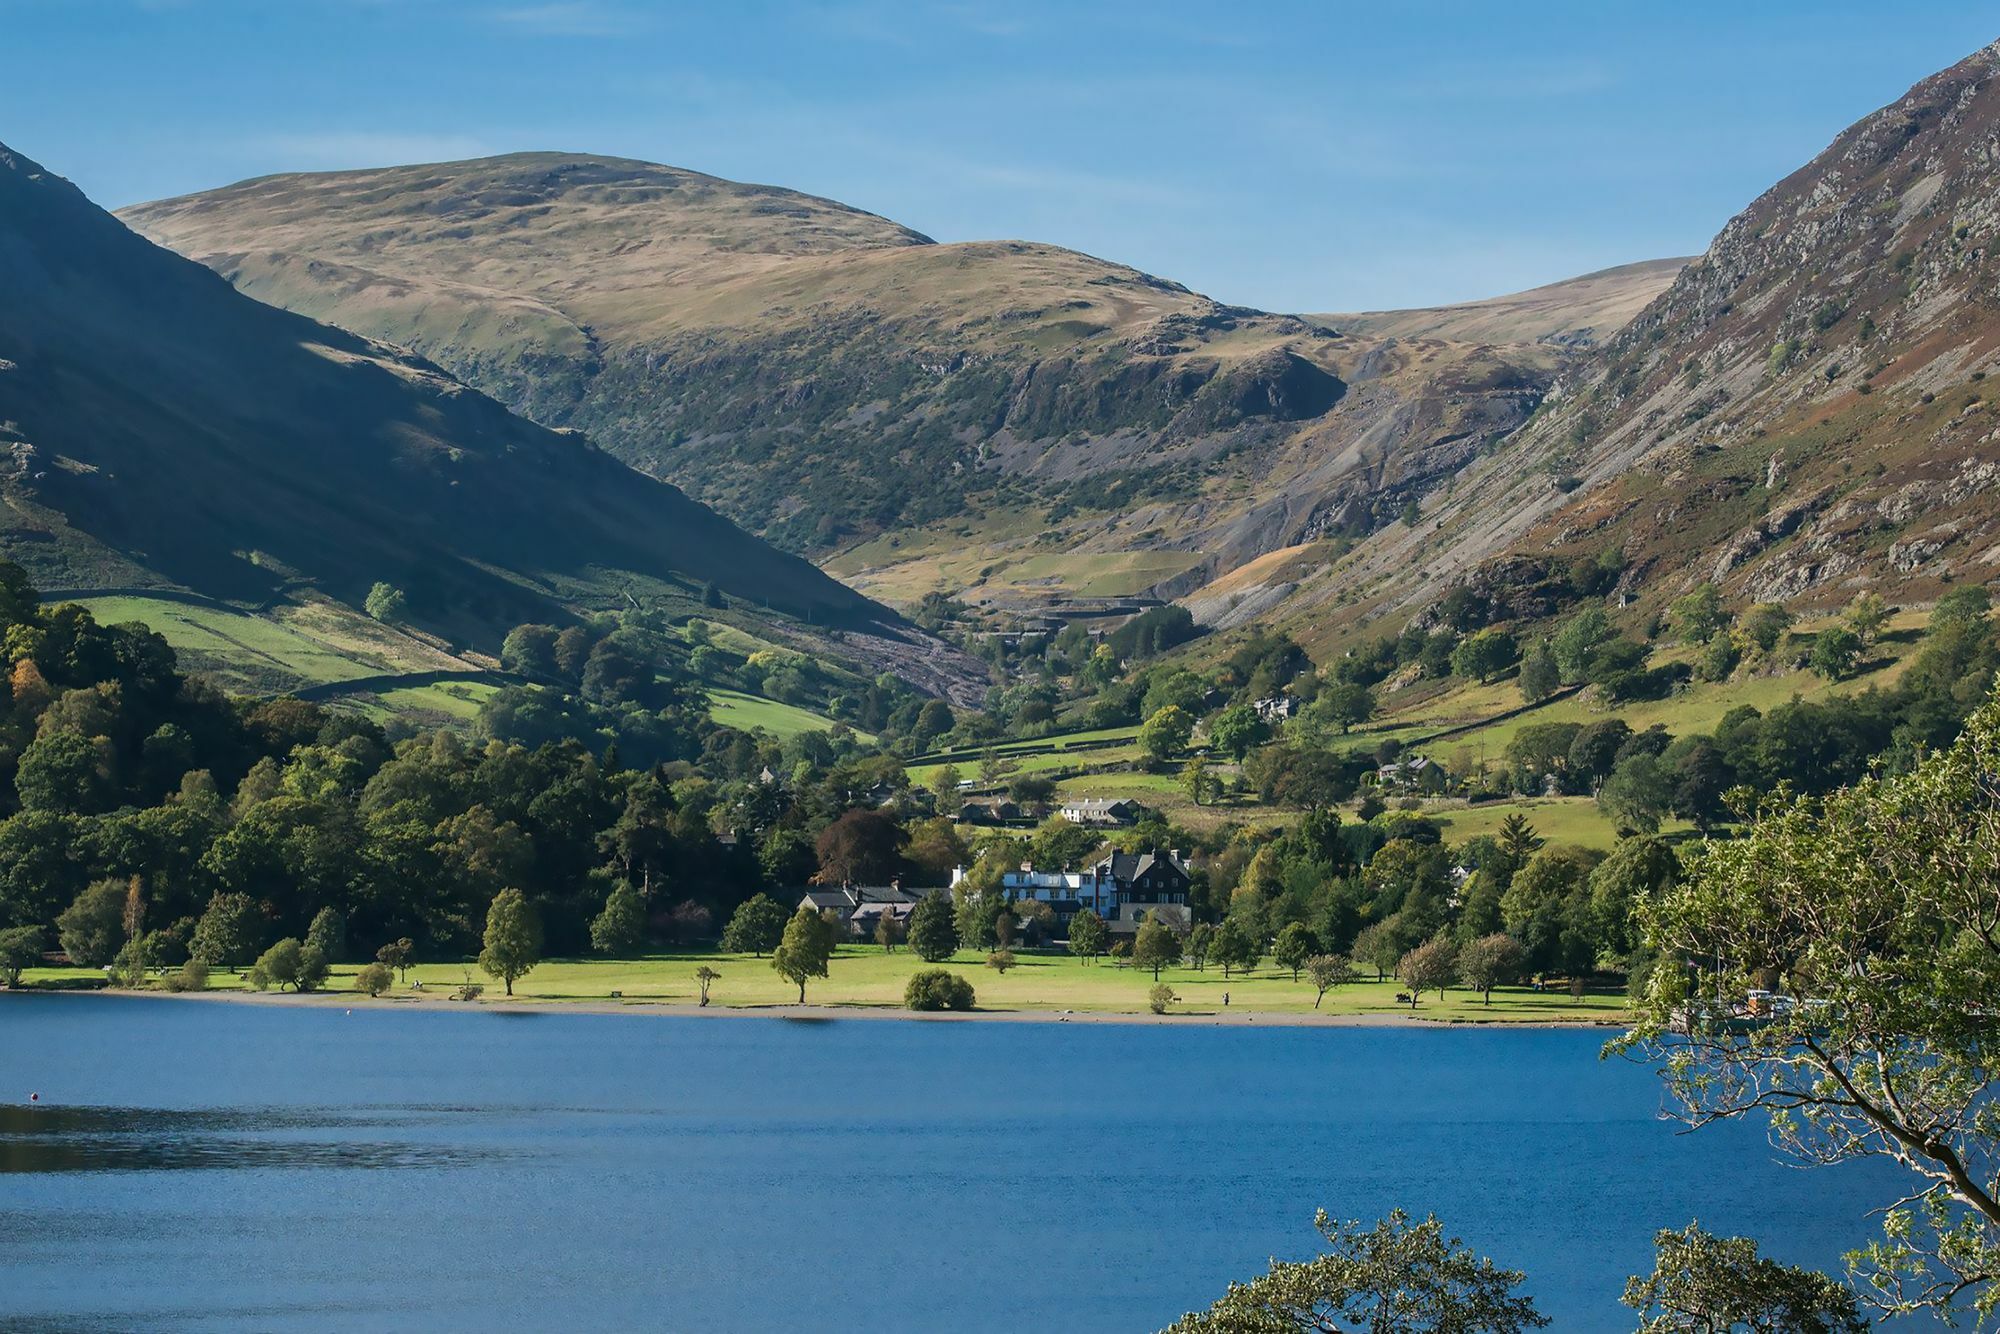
[707,688,857,739]
[20,946,1628,1022]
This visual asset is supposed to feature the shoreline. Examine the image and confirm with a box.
[37,986,1629,1030]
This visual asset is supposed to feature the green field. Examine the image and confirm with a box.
[1424,797,1684,852]
[67,593,471,695]
[350,680,501,724]
[21,945,1630,1022]
[707,688,856,739]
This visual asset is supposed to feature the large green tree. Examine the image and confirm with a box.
[0,926,43,987]
[1272,922,1317,982]
[1212,918,1261,979]
[56,879,127,968]
[721,893,790,956]
[1067,908,1108,965]
[906,891,959,962]
[1139,705,1196,765]
[1131,912,1183,980]
[1455,933,1526,1006]
[589,879,647,956]
[191,892,263,973]
[478,888,542,996]
[771,904,836,1003]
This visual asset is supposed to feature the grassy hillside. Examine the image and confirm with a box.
[706,689,854,740]
[123,153,1567,621]
[1326,259,1688,349]
[62,590,886,736]
[68,593,472,695]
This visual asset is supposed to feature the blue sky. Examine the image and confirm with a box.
[8,1,1998,310]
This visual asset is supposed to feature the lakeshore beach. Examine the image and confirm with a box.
[56,983,1628,1029]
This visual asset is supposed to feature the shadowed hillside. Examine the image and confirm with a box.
[0,142,895,651]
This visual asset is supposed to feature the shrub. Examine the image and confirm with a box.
[905,968,976,1012]
[985,949,1017,974]
[1148,983,1177,1015]
[354,962,395,997]
[164,958,209,993]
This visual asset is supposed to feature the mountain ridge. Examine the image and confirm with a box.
[1326,258,1691,350]
[1212,36,2000,652]
[122,153,1588,620]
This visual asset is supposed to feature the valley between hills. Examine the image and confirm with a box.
[0,36,1998,984]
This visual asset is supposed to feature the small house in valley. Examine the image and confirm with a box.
[1058,796,1143,828]
[798,882,927,938]
[949,848,1192,937]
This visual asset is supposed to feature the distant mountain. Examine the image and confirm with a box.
[1214,37,2000,649]
[1326,258,1689,349]
[123,154,1555,614]
[0,142,902,652]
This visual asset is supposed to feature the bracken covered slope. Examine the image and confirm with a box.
[1232,38,2000,652]
[0,142,892,643]
[123,154,1562,611]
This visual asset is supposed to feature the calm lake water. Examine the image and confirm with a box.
[0,995,1902,1332]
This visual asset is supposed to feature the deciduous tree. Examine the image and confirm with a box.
[1397,937,1457,1006]
[1623,692,2000,1320]
[589,879,647,956]
[478,888,541,997]
[1140,705,1196,765]
[771,904,836,1003]
[1212,918,1260,979]
[1132,912,1183,980]
[721,893,789,956]
[1273,921,1317,981]
[1622,1223,1865,1334]
[1306,953,1356,1009]
[1067,908,1107,965]
[0,925,42,987]
[1455,933,1526,1005]
[1167,1209,1546,1333]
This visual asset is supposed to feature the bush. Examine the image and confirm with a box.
[905,968,976,1011]
[164,958,209,993]
[354,962,395,997]
[1148,983,1177,1015]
